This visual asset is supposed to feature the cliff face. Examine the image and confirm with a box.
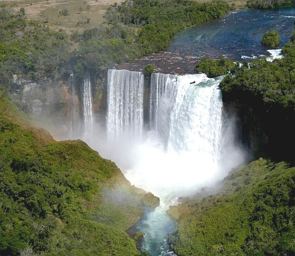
[222,92,294,164]
[8,74,107,140]
[0,91,158,256]
[220,42,295,164]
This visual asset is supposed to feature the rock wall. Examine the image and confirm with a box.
[222,91,294,164]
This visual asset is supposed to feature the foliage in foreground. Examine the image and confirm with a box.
[171,159,295,256]
[0,91,150,255]
[261,30,281,48]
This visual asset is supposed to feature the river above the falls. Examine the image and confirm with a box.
[169,8,295,59]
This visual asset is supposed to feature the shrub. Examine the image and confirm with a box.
[144,64,156,75]
[261,30,281,48]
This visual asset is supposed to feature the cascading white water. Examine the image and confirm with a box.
[125,73,224,201]
[149,73,178,145]
[69,73,76,139]
[83,77,94,138]
[68,72,82,140]
[105,69,244,256]
[266,49,283,62]
[167,74,223,163]
[107,69,144,140]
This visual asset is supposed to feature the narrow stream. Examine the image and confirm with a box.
[136,207,177,256]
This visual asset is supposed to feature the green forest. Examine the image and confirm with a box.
[171,159,295,256]
[0,89,158,255]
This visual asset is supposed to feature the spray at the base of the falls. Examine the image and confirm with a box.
[82,76,94,139]
[107,69,144,140]
[107,71,227,202]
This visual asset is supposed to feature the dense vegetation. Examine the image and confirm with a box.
[196,57,237,77]
[247,0,295,8]
[0,90,155,255]
[220,40,295,163]
[105,0,230,55]
[171,159,295,256]
[0,9,69,84]
[261,30,281,48]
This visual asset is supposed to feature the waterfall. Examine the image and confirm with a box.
[93,69,241,256]
[149,73,223,164]
[105,68,239,201]
[149,73,178,145]
[107,69,144,140]
[123,73,225,256]
[167,75,223,161]
[124,73,224,201]
[69,73,75,138]
[69,72,81,139]
[82,76,94,137]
